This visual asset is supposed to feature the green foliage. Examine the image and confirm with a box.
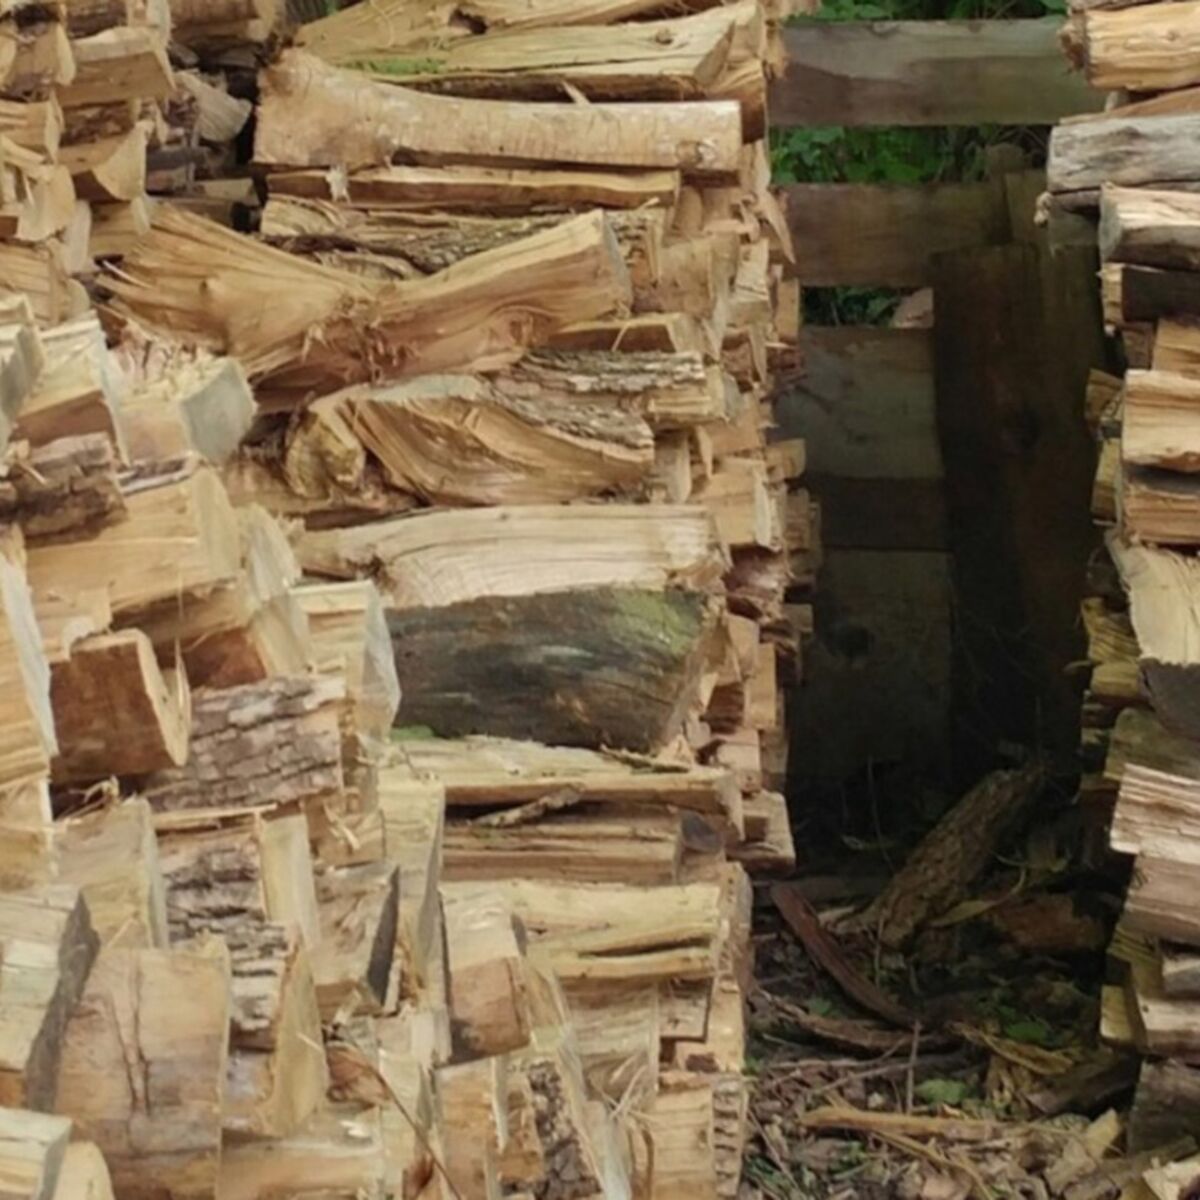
[915,1078,971,1106]
[343,56,445,75]
[391,724,439,741]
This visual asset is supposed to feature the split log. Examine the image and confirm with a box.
[0,1108,71,1200]
[442,888,531,1059]
[175,73,251,144]
[1049,114,1200,199]
[0,302,45,443]
[54,941,231,1200]
[1101,186,1200,271]
[437,1056,506,1200]
[15,315,123,452]
[89,197,153,260]
[108,206,631,401]
[26,463,241,623]
[122,355,254,466]
[256,50,742,177]
[57,28,173,109]
[1077,1,1200,90]
[141,676,344,814]
[267,161,680,213]
[0,554,56,790]
[0,100,62,158]
[299,504,725,610]
[56,799,169,949]
[1154,319,1200,375]
[169,0,283,52]
[1122,370,1200,472]
[224,924,328,1139]
[0,244,71,329]
[1106,264,1200,325]
[314,374,654,506]
[388,588,720,751]
[51,1142,114,1200]
[0,142,73,244]
[59,126,145,202]
[852,762,1046,948]
[312,862,400,1020]
[49,628,190,782]
[0,435,124,543]
[156,810,320,947]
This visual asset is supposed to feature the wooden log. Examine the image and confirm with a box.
[0,303,46,448]
[256,50,742,178]
[0,435,124,544]
[774,18,1099,127]
[54,941,231,1200]
[267,162,680,213]
[1078,1,1200,90]
[141,676,344,814]
[169,0,282,51]
[1049,114,1200,198]
[51,1142,113,1200]
[312,862,399,1020]
[49,629,190,783]
[56,799,169,949]
[156,810,320,947]
[59,127,145,203]
[1153,319,1200,375]
[0,1108,71,1200]
[0,100,62,159]
[26,464,241,623]
[442,888,531,1059]
[0,143,73,245]
[389,588,719,751]
[1126,854,1200,943]
[89,197,153,260]
[0,885,98,1113]
[223,924,328,1139]
[299,504,724,611]
[1101,185,1200,271]
[314,374,654,506]
[1122,370,1200,472]
[57,29,172,109]
[437,1056,506,1200]
[108,206,631,402]
[122,355,254,466]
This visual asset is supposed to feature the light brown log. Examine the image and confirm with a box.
[57,29,172,108]
[109,206,631,402]
[175,73,250,144]
[256,51,742,177]
[0,435,124,544]
[442,888,531,1059]
[89,196,152,260]
[156,810,320,947]
[1122,370,1200,472]
[169,0,281,50]
[56,799,169,950]
[0,143,73,244]
[1079,1,1200,90]
[0,885,98,1112]
[0,244,72,328]
[0,554,55,792]
[54,941,230,1200]
[50,629,189,783]
[2,25,76,99]
[0,100,62,159]
[437,1055,507,1200]
[141,676,344,814]
[312,861,399,1020]
[26,464,240,624]
[0,303,46,449]
[298,503,725,611]
[51,1142,113,1200]
[0,1107,72,1200]
[1101,185,1200,271]
[223,924,327,1139]
[59,127,145,203]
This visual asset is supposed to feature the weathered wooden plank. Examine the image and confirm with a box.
[807,476,947,551]
[778,327,941,481]
[784,182,1009,287]
[773,19,1102,128]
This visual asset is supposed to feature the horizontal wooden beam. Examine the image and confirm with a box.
[784,181,1009,287]
[778,327,940,481]
[773,19,1103,128]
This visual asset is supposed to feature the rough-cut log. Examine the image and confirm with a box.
[1122,370,1200,472]
[26,463,240,623]
[54,941,231,1200]
[89,197,153,260]
[59,127,145,202]
[0,143,73,244]
[156,810,320,947]
[169,0,282,52]
[57,29,173,108]
[50,629,189,783]
[56,799,169,950]
[122,356,254,466]
[0,100,61,159]
[108,207,631,401]
[442,888,531,1059]
[1049,114,1200,198]
[256,51,742,177]
[0,885,98,1112]
[389,588,718,751]
[0,244,71,328]
[299,504,725,610]
[312,862,399,1020]
[0,435,124,543]
[293,580,400,749]
[1078,1,1200,90]
[51,1142,113,1200]
[0,302,45,449]
[0,555,56,790]
[267,161,680,212]
[0,1108,71,1200]
[1126,853,1200,943]
[223,924,328,1139]
[1101,185,1200,270]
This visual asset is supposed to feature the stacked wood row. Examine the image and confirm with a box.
[1053,1,1200,1147]
[0,0,808,1195]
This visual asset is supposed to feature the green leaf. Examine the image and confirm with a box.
[806,996,835,1017]
[1003,1018,1057,1047]
[915,1078,970,1106]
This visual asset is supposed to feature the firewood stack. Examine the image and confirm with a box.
[0,0,808,1195]
[1051,0,1200,1146]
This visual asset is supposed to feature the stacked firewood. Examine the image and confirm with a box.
[0,0,808,1195]
[1052,0,1200,1148]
